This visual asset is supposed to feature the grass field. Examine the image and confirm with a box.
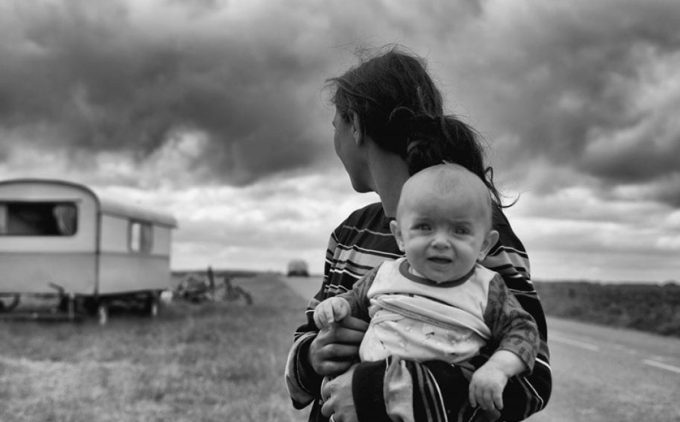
[0,274,309,422]
[2,272,677,421]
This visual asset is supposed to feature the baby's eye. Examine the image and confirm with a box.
[413,223,431,231]
[454,226,471,235]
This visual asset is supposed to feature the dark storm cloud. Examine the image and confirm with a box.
[2,0,679,204]
[0,1,335,185]
[445,1,680,206]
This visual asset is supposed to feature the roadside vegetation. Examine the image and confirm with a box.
[535,280,680,338]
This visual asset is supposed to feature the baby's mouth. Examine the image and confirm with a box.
[427,256,453,264]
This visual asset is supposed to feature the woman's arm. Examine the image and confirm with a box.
[467,273,541,413]
[286,227,347,408]
[286,299,368,409]
[285,279,326,409]
[483,206,552,419]
[285,230,378,410]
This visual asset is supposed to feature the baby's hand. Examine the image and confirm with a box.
[468,361,510,411]
[313,297,351,328]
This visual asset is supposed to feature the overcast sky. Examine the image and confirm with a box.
[1,0,679,282]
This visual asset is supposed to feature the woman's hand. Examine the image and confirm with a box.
[309,316,368,376]
[321,364,359,422]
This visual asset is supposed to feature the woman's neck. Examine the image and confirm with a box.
[368,147,410,219]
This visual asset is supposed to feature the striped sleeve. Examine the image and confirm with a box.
[285,331,321,408]
[287,203,401,413]
[325,229,401,285]
[472,206,552,419]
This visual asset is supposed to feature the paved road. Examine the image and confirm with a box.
[527,317,680,422]
[281,276,680,421]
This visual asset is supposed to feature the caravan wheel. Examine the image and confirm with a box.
[150,299,159,317]
[146,293,160,318]
[97,303,109,325]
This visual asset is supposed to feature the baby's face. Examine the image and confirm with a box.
[392,170,495,283]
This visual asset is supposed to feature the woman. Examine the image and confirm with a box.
[285,46,551,422]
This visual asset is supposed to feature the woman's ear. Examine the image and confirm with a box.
[478,229,499,262]
[351,112,363,145]
[389,220,406,252]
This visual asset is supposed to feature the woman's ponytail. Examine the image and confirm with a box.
[404,115,445,175]
[404,114,504,206]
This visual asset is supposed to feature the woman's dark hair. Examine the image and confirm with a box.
[399,111,503,206]
[328,46,503,205]
[327,46,443,154]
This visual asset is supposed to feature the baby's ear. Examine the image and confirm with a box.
[389,220,406,252]
[478,229,499,261]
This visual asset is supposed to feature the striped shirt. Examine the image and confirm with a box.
[286,202,552,422]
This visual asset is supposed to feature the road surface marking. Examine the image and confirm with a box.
[550,334,600,351]
[642,359,680,374]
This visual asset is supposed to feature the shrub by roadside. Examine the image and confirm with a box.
[534,281,680,338]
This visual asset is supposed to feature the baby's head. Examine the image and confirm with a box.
[390,163,499,283]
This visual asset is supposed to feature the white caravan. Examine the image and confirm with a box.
[0,178,177,323]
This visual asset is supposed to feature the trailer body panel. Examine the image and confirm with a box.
[0,179,176,298]
[98,254,171,294]
[0,252,96,294]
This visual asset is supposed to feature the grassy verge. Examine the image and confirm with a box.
[0,274,310,422]
[535,281,680,338]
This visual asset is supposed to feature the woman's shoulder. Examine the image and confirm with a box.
[340,202,389,228]
[332,202,397,251]
[491,204,527,255]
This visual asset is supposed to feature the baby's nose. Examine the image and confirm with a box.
[430,232,451,248]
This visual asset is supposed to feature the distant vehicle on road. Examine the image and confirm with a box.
[287,259,309,277]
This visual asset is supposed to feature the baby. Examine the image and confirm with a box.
[314,163,540,413]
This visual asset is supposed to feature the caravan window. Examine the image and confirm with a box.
[129,221,153,253]
[0,202,78,236]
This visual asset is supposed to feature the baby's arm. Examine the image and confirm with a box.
[313,297,352,328]
[473,273,541,411]
[468,349,526,411]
